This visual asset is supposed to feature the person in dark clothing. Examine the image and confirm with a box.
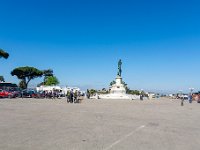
[70,90,74,103]
[140,94,143,101]
[189,94,192,103]
[67,91,70,103]
[181,97,184,106]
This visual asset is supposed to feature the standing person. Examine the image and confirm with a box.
[77,91,81,103]
[70,90,73,103]
[49,91,52,99]
[86,89,90,99]
[189,94,193,103]
[181,97,184,106]
[74,91,78,103]
[21,90,24,99]
[44,91,46,99]
[67,91,70,103]
[53,89,56,99]
[140,94,143,101]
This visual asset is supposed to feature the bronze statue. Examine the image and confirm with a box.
[118,59,122,77]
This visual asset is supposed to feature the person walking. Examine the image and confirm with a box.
[189,94,193,103]
[74,91,78,103]
[67,91,70,103]
[70,90,73,103]
[181,97,184,106]
[140,94,143,101]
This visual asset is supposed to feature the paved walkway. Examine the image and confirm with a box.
[0,98,199,150]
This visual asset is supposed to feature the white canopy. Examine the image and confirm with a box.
[36,86,62,92]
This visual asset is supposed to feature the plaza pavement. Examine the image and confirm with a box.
[0,98,200,150]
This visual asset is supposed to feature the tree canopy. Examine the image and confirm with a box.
[44,76,59,86]
[43,69,53,77]
[0,49,9,59]
[11,66,43,89]
[127,89,141,95]
[0,76,5,82]
[43,69,54,83]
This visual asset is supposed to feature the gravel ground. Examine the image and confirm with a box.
[0,98,199,150]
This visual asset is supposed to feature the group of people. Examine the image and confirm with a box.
[43,90,62,99]
[181,94,193,106]
[67,90,82,103]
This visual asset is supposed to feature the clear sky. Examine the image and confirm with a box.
[0,0,200,93]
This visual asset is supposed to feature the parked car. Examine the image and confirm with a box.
[0,89,9,98]
[0,89,18,98]
[8,89,21,98]
[21,90,37,98]
[32,91,45,99]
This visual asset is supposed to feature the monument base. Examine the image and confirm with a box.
[99,93,139,100]
[98,75,140,100]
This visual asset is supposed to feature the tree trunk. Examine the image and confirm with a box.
[26,79,31,89]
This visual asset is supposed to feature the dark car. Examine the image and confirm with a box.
[32,91,45,99]
[21,90,37,98]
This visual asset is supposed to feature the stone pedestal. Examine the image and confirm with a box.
[98,75,139,100]
[110,76,126,94]
[98,60,140,100]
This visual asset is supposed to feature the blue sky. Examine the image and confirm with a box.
[0,0,200,93]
